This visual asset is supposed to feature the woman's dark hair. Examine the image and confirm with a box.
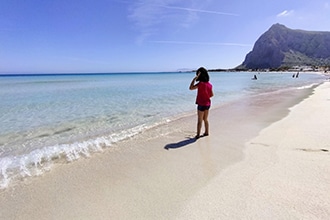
[196,67,209,82]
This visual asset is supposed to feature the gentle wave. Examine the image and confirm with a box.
[0,122,158,189]
[296,83,320,90]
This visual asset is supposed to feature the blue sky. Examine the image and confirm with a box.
[1,0,330,73]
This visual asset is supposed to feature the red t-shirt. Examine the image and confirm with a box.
[196,82,212,106]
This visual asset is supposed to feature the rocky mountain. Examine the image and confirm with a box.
[240,24,330,69]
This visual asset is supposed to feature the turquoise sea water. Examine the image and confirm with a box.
[0,72,325,188]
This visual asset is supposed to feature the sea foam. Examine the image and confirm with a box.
[0,123,149,189]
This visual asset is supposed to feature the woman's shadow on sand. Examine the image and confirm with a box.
[164,137,197,150]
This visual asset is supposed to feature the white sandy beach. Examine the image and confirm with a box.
[1,82,329,219]
[176,81,330,219]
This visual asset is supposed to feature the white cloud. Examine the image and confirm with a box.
[325,2,330,9]
[159,5,239,16]
[128,0,174,43]
[128,0,238,43]
[277,10,294,17]
[150,40,252,47]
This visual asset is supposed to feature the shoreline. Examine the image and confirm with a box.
[1,72,321,190]
[0,82,328,219]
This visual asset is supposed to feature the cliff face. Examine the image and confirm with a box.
[241,24,330,69]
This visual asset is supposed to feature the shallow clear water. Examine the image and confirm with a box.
[0,71,325,188]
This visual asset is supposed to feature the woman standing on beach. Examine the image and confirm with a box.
[189,67,214,139]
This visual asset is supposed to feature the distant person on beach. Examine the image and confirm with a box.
[189,67,214,139]
[252,74,257,80]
